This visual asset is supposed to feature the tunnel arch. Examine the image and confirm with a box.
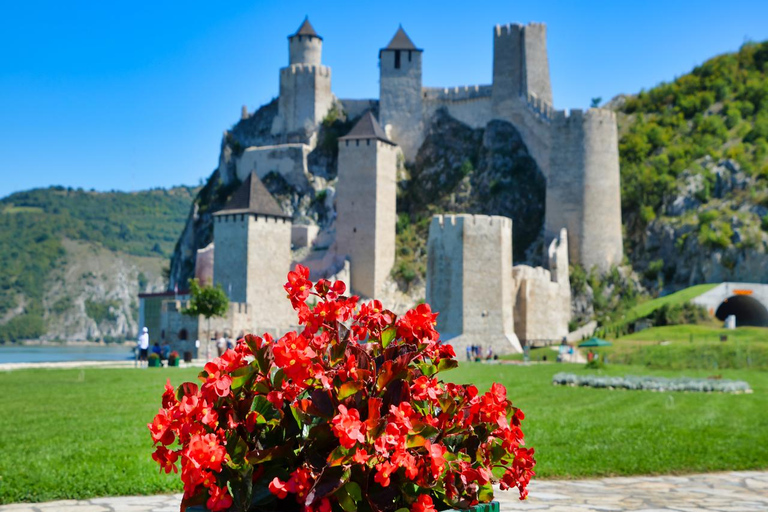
[715,295,768,327]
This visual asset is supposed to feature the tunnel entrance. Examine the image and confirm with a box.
[715,295,768,327]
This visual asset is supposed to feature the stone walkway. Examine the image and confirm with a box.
[1,471,766,511]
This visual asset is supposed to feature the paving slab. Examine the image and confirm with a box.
[1,471,766,512]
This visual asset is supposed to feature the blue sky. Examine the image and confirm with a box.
[1,0,767,198]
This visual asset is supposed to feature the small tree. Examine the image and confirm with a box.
[183,278,229,360]
[590,96,603,108]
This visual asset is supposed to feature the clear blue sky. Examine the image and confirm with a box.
[1,0,767,198]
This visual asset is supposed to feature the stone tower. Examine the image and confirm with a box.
[492,22,553,112]
[426,214,522,355]
[379,26,423,161]
[547,109,623,271]
[272,18,334,138]
[212,172,294,330]
[335,112,399,299]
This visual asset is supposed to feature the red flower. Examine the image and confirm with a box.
[331,404,366,449]
[374,460,396,487]
[151,446,178,474]
[411,376,441,401]
[202,362,232,398]
[269,477,289,499]
[148,408,175,446]
[396,303,439,343]
[285,264,312,305]
[411,494,436,512]
[206,483,233,511]
[161,379,177,408]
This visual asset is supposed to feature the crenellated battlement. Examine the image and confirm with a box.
[550,106,617,125]
[281,64,331,77]
[431,213,513,231]
[494,23,523,37]
[422,85,492,103]
[521,92,557,121]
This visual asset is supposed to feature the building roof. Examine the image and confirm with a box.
[214,172,290,218]
[381,26,421,53]
[291,17,321,40]
[339,111,396,146]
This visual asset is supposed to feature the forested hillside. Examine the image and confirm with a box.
[615,40,768,288]
[0,186,196,341]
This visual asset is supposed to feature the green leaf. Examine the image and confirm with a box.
[229,363,255,391]
[344,481,362,502]
[436,358,459,373]
[337,380,363,400]
[417,362,437,377]
[380,326,396,348]
[225,431,248,466]
[335,487,357,512]
[478,482,494,502]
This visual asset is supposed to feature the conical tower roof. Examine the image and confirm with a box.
[214,172,290,218]
[381,26,421,53]
[339,111,395,146]
[291,17,321,40]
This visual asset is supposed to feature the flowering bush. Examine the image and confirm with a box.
[149,265,535,512]
[169,351,180,363]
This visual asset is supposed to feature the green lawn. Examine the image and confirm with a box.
[0,363,767,503]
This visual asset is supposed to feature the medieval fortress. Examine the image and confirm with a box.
[139,18,623,355]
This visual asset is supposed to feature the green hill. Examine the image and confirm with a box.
[0,186,197,342]
[615,40,768,288]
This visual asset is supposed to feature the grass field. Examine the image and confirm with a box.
[0,363,766,503]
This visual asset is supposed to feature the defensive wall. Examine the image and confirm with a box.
[236,143,313,193]
[274,64,334,137]
[426,214,522,354]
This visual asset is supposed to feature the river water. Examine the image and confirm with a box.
[0,344,135,364]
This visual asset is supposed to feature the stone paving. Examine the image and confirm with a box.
[1,471,766,512]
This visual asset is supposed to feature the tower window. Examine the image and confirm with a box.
[394,50,401,69]
[408,50,412,62]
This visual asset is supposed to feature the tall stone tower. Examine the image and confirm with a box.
[335,112,399,299]
[272,18,334,138]
[379,26,423,161]
[426,214,522,355]
[492,22,553,114]
[548,109,623,272]
[212,172,294,330]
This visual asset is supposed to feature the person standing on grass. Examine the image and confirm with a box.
[137,327,149,368]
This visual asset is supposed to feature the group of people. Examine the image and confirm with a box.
[135,327,174,367]
[465,344,496,362]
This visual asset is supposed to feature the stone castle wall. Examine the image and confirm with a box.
[423,85,493,129]
[335,138,399,298]
[426,214,522,354]
[236,143,312,193]
[213,214,250,303]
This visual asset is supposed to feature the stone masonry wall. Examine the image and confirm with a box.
[289,35,322,66]
[213,214,249,303]
[335,138,398,298]
[245,215,294,332]
[276,65,333,136]
[426,214,522,355]
[423,86,493,129]
[237,143,312,193]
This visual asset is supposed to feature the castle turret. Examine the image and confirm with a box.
[426,214,522,355]
[335,112,399,299]
[289,17,322,65]
[492,23,553,116]
[379,26,423,161]
[212,172,294,330]
[272,18,334,138]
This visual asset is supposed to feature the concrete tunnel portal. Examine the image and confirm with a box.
[715,295,768,327]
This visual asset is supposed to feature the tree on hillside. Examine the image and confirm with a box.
[182,278,229,360]
[590,97,602,108]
